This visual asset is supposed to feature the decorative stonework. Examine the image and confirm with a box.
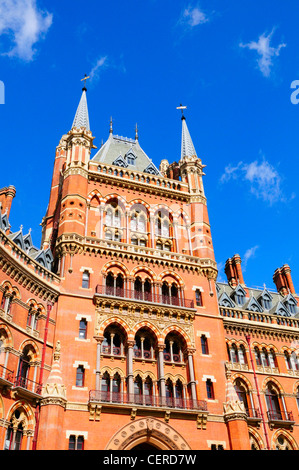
[105,417,191,450]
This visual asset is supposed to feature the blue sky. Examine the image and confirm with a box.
[0,0,299,293]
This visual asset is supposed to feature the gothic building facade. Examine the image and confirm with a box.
[0,87,298,450]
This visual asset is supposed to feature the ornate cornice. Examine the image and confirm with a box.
[55,233,218,277]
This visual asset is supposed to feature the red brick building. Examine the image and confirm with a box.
[0,87,298,450]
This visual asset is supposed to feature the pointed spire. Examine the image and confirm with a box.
[109,116,113,134]
[72,88,90,131]
[135,123,138,141]
[181,115,197,159]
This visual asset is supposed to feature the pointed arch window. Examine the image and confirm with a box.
[5,419,24,450]
[265,383,282,421]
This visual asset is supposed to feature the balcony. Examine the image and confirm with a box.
[12,375,42,399]
[94,285,195,309]
[89,390,207,412]
[0,364,14,387]
[267,410,295,429]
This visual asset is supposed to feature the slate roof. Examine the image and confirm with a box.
[181,116,197,159]
[72,88,90,131]
[216,281,298,317]
[0,212,53,271]
[91,133,161,175]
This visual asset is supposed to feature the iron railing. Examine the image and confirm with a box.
[267,409,294,422]
[89,390,207,411]
[14,375,42,395]
[0,364,14,383]
[95,285,195,308]
[246,407,261,419]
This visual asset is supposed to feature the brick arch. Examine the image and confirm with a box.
[105,417,191,451]
[1,281,20,299]
[18,339,40,362]
[248,427,265,450]
[271,429,299,450]
[133,370,156,382]
[6,401,36,432]
[130,266,157,282]
[175,208,191,225]
[231,372,254,392]
[158,270,185,288]
[162,325,192,349]
[164,372,186,384]
[87,189,103,204]
[97,317,130,338]
[131,321,161,343]
[101,261,130,277]
[101,366,126,380]
[0,323,13,347]
[128,199,151,211]
[152,203,176,218]
[262,376,285,395]
[102,193,128,211]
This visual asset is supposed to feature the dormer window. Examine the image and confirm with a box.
[235,294,245,306]
[258,289,273,311]
[263,298,271,310]
[232,285,246,306]
[126,150,136,166]
[287,300,297,315]
[284,294,298,315]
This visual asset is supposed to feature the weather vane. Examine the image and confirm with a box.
[81,74,90,89]
[176,104,187,119]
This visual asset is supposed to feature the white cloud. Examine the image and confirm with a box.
[239,29,286,77]
[243,245,259,271]
[220,158,292,205]
[89,56,108,82]
[180,5,209,28]
[0,0,53,61]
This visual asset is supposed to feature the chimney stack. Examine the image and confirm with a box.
[0,185,16,218]
[225,254,245,287]
[273,264,296,296]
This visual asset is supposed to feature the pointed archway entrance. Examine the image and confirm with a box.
[105,417,191,451]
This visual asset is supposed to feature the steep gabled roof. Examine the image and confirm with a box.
[92,133,161,176]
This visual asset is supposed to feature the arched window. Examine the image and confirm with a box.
[155,211,170,238]
[166,378,174,406]
[134,277,143,300]
[112,372,121,401]
[5,413,24,450]
[105,272,125,297]
[175,380,184,408]
[234,378,250,414]
[102,325,126,357]
[101,371,110,402]
[284,351,299,371]
[164,333,184,363]
[17,345,33,389]
[105,272,114,295]
[134,328,156,360]
[265,383,282,420]
[144,376,154,405]
[134,375,143,404]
